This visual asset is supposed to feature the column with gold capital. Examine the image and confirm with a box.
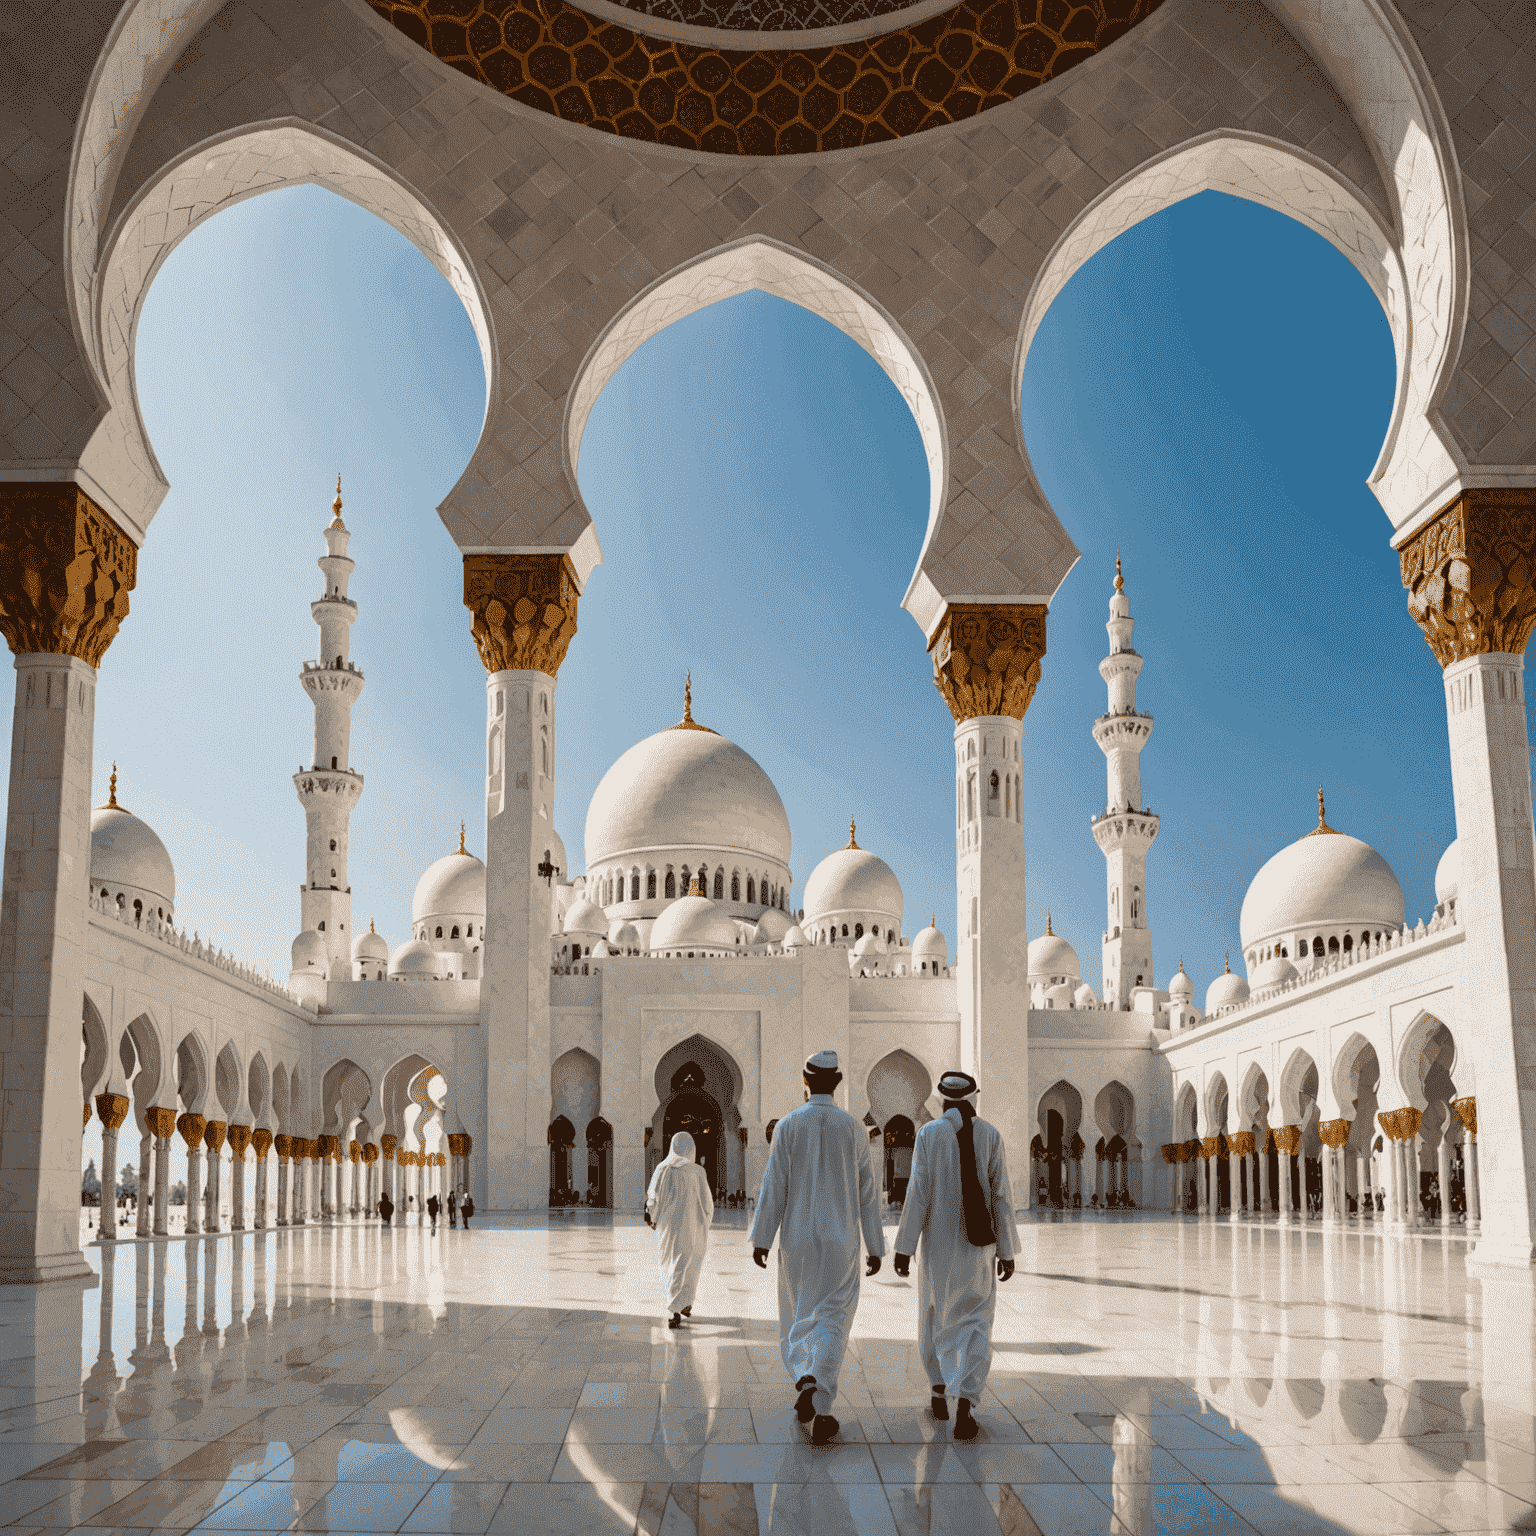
[0,485,135,1282]
[466,553,579,1213]
[931,602,1046,1211]
[1400,488,1536,1266]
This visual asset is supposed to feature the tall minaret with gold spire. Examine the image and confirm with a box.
[294,478,365,976]
[1092,554,1158,1008]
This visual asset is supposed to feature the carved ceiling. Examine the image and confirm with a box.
[366,0,1164,154]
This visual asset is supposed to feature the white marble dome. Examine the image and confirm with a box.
[390,938,439,979]
[1073,982,1098,1008]
[412,845,486,926]
[1206,966,1250,1013]
[912,920,947,965]
[611,920,641,950]
[1435,839,1460,906]
[1239,803,1404,951]
[782,924,808,949]
[649,893,739,954]
[1027,920,1079,982]
[291,930,327,972]
[853,930,887,957]
[585,714,790,870]
[753,906,793,942]
[564,897,607,936]
[1168,962,1194,1000]
[803,833,902,928]
[90,794,175,917]
[352,925,389,962]
[1251,954,1299,990]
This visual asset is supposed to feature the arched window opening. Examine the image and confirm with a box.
[731,873,741,901]
[1342,934,1352,952]
[435,926,443,938]
[665,871,676,898]
[1328,935,1340,954]
[541,727,549,777]
[841,923,849,937]
[854,922,864,939]
[451,926,460,939]
[630,873,640,901]
[714,870,724,900]
[1313,936,1325,958]
[467,924,474,937]
[647,870,657,899]
[746,876,756,905]
[133,899,142,920]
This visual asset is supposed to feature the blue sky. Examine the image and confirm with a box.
[22,181,1506,1004]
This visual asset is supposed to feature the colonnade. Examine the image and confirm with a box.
[1162,1097,1481,1233]
[1029,1142,1139,1210]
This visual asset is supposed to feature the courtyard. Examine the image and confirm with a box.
[0,1214,1531,1536]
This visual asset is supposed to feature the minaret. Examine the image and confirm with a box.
[1092,554,1158,1008]
[294,477,364,975]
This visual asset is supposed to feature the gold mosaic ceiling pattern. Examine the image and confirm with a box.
[367,0,1164,154]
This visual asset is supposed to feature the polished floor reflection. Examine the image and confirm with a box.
[1,1213,1533,1535]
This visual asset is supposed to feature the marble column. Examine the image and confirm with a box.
[95,1093,129,1241]
[147,1108,174,1236]
[292,1146,306,1226]
[203,1123,225,1233]
[135,1127,153,1237]
[1438,1137,1453,1229]
[1227,1151,1241,1222]
[1257,1138,1270,1217]
[178,1115,206,1236]
[1402,491,1536,1265]
[252,1129,271,1228]
[0,487,134,1282]
[1454,1100,1481,1229]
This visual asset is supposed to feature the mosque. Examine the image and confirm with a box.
[4,0,1535,1290]
[76,491,1478,1260]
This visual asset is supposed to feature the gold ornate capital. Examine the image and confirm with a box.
[463,553,579,676]
[251,1127,273,1158]
[1272,1125,1302,1155]
[1230,1131,1255,1157]
[929,603,1047,722]
[318,1134,340,1160]
[1317,1118,1352,1150]
[1452,1096,1478,1136]
[348,1139,361,1163]
[0,483,137,666]
[381,1134,398,1159]
[83,1102,90,1131]
[362,1142,379,1164]
[203,1120,227,1154]
[145,1106,176,1139]
[95,1091,129,1131]
[447,1132,471,1157]
[1400,488,1536,666]
[274,1134,292,1162]
[176,1112,206,1150]
[1160,1143,1177,1164]
[1198,1136,1220,1160]
[227,1125,252,1160]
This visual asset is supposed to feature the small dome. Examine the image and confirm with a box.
[1168,962,1194,1000]
[650,893,739,953]
[352,925,389,962]
[543,826,568,882]
[611,920,641,949]
[290,931,326,972]
[564,897,608,936]
[1251,954,1298,990]
[1045,982,1075,1009]
[1206,964,1250,1013]
[753,906,793,942]
[853,931,886,957]
[803,828,902,925]
[390,938,439,978]
[1027,916,1079,981]
[90,787,176,912]
[1239,793,1404,949]
[591,939,613,957]
[911,919,947,963]
[782,924,808,949]
[412,838,486,925]
[751,918,778,946]
[1435,839,1460,905]
[1073,982,1097,1008]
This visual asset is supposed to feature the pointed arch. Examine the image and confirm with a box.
[1241,1063,1272,1129]
[564,235,952,633]
[122,1013,163,1116]
[271,1064,290,1133]
[321,1057,374,1137]
[551,1047,601,1130]
[1278,1047,1320,1128]
[865,1049,933,1129]
[175,1032,209,1114]
[1396,1009,1462,1111]
[1200,1072,1228,1137]
[1095,1079,1138,1142]
[1173,1081,1199,1141]
[81,994,110,1102]
[248,1051,271,1126]
[214,1040,243,1120]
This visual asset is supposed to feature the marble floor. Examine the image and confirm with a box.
[1,1212,1533,1536]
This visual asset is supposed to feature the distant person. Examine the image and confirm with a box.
[749,1050,884,1446]
[426,1193,440,1233]
[378,1190,394,1227]
[647,1130,713,1329]
[892,1070,1018,1441]
[447,1189,458,1228]
[460,1193,474,1229]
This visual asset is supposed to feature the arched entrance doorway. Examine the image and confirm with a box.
[548,1115,576,1205]
[586,1118,613,1209]
[662,1076,722,1198]
[650,1035,744,1201]
[883,1116,916,1205]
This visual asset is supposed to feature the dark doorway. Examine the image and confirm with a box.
[663,1090,721,1198]
[548,1115,575,1205]
[1047,1109,1064,1207]
[883,1116,915,1203]
[587,1117,612,1208]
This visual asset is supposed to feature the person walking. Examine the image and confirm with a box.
[378,1190,394,1227]
[749,1050,884,1446]
[892,1070,1018,1441]
[460,1193,474,1229]
[647,1130,713,1329]
[448,1189,458,1228]
[426,1192,440,1233]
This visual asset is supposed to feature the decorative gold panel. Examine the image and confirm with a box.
[1271,1125,1301,1156]
[203,1120,227,1154]
[464,553,580,677]
[94,1092,129,1131]
[251,1127,274,1158]
[930,602,1046,721]
[145,1106,176,1139]
[1229,1130,1254,1158]
[0,483,137,667]
[1400,489,1536,666]
[367,0,1163,154]
[176,1112,207,1149]
[1451,1096,1477,1136]
[274,1134,292,1161]
[1317,1117,1351,1150]
[227,1124,253,1160]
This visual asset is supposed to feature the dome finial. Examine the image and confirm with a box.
[106,762,119,810]
[331,474,344,524]
[1224,949,1231,975]
[1114,549,1124,592]
[369,917,375,933]
[670,670,717,734]
[1178,956,1185,973]
[846,818,858,850]
[457,820,467,856]
[1045,909,1053,935]
[1307,783,1340,837]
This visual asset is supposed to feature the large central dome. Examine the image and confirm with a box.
[585,692,791,872]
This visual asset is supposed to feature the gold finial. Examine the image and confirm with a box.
[846,819,858,850]
[693,869,708,897]
[671,670,717,734]
[1046,910,1053,935]
[1178,956,1185,973]
[1306,784,1340,837]
[332,474,344,522]
[456,820,467,856]
[1224,950,1231,974]
[369,918,375,934]
[1114,549,1124,592]
[106,762,119,809]
[930,912,936,929]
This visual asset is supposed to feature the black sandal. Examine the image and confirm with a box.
[794,1376,817,1423]
[930,1386,948,1420]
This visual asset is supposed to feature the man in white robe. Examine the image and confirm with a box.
[893,1069,1018,1440]
[646,1130,713,1328]
[749,1050,885,1445]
